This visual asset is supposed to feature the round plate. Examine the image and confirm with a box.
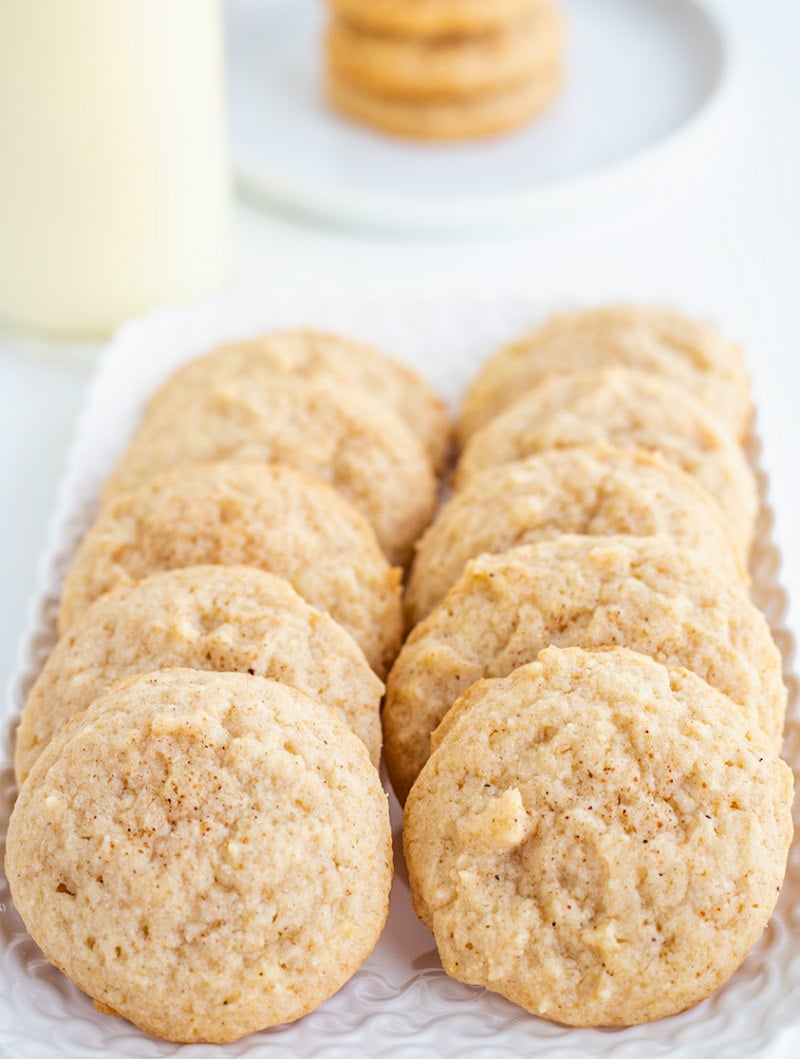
[226,0,730,231]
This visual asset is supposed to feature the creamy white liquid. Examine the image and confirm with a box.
[0,0,231,337]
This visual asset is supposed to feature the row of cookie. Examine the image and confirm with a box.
[18,327,452,784]
[388,306,764,800]
[405,304,758,628]
[8,334,448,1043]
[388,306,793,1026]
[326,0,565,140]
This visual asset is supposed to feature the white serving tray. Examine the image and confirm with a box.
[2,292,799,1058]
[226,0,732,230]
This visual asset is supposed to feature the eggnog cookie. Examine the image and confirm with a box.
[405,646,793,1026]
[326,0,547,38]
[58,464,402,677]
[459,305,752,442]
[145,330,450,473]
[17,564,384,783]
[327,4,563,101]
[328,64,561,141]
[456,369,758,556]
[6,669,392,1043]
[405,447,745,626]
[385,535,784,803]
[103,374,437,567]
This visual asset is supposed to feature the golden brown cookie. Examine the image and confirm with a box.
[326,0,548,38]
[58,463,402,677]
[405,447,746,626]
[327,63,561,141]
[405,646,793,1026]
[16,564,384,783]
[6,669,392,1043]
[327,3,563,101]
[103,374,437,567]
[385,535,784,803]
[459,305,752,443]
[456,368,758,557]
[145,330,450,473]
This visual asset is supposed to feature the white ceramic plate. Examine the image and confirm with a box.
[2,292,799,1058]
[226,0,731,230]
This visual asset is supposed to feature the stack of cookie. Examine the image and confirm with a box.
[325,0,565,140]
[7,331,448,1043]
[387,305,794,1026]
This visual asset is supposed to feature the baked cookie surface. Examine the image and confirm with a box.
[327,3,563,101]
[459,305,752,442]
[405,446,745,626]
[328,63,560,141]
[58,463,402,677]
[326,0,547,37]
[103,374,437,567]
[404,646,793,1026]
[6,669,392,1043]
[17,564,384,783]
[145,330,450,472]
[457,368,757,556]
[385,535,784,803]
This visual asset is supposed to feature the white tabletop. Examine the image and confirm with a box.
[1,0,798,708]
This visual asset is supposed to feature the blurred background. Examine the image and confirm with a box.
[1,0,798,695]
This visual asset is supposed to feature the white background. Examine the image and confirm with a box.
[1,0,798,709]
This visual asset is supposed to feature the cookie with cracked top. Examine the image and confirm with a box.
[404,645,792,1025]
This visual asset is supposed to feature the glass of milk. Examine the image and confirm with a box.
[0,0,231,340]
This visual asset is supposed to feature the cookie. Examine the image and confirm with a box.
[6,669,392,1043]
[404,646,793,1026]
[326,0,548,38]
[385,536,785,803]
[326,4,563,101]
[459,305,752,443]
[405,446,746,626]
[144,330,450,473]
[456,368,758,557]
[58,463,402,677]
[328,63,561,140]
[103,374,437,567]
[16,564,384,784]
